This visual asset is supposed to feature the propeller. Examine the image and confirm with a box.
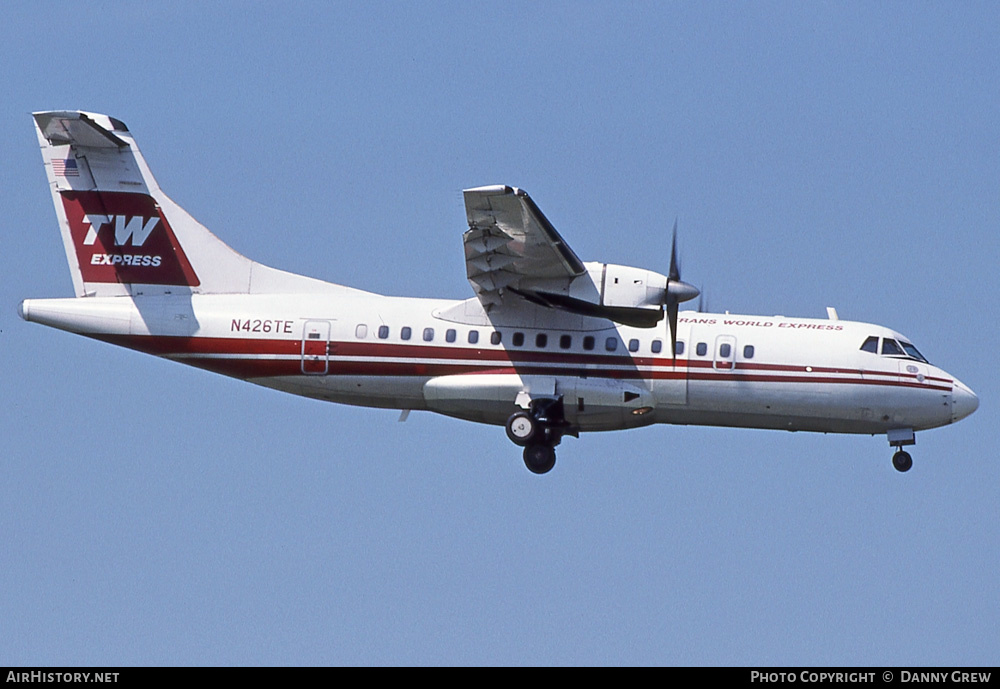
[664,220,700,358]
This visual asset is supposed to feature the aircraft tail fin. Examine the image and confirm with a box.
[33,111,337,298]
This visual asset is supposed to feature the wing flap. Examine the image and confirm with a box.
[463,185,586,311]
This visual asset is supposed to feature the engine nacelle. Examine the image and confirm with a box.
[595,263,669,310]
[514,262,675,328]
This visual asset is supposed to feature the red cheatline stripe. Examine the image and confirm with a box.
[92,334,953,391]
[176,357,952,391]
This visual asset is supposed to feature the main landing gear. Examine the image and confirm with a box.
[887,428,916,473]
[892,450,913,473]
[505,398,572,475]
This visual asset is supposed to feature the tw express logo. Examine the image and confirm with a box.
[82,214,163,267]
[83,213,159,247]
[61,190,200,286]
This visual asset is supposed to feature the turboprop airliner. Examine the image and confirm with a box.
[21,111,978,474]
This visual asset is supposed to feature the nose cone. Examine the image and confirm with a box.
[952,378,979,423]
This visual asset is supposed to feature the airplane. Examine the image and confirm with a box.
[20,111,978,475]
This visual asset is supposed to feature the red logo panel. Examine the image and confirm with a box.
[61,190,200,286]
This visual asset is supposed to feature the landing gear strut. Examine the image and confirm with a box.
[887,428,915,473]
[505,398,572,475]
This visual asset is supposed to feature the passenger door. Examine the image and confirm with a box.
[301,320,332,375]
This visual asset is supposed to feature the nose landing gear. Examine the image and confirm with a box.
[505,398,572,475]
[887,428,915,473]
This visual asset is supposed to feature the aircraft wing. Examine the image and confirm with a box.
[463,185,587,309]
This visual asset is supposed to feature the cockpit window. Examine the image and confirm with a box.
[900,341,929,364]
[863,335,929,362]
[881,339,904,356]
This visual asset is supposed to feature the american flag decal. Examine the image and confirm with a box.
[52,158,79,177]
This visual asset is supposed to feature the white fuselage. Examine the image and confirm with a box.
[24,111,979,474]
[19,290,977,438]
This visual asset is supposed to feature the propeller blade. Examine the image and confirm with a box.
[663,220,699,360]
[667,299,679,362]
[665,220,698,302]
[669,219,680,281]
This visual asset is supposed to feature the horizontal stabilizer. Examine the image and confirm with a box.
[35,111,129,149]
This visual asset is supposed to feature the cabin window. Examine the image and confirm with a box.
[583,336,595,351]
[652,340,663,354]
[605,337,618,352]
[512,332,525,347]
[743,345,755,359]
[445,329,456,343]
[423,327,434,342]
[696,342,707,356]
[560,334,572,349]
[401,326,412,341]
[881,339,903,356]
[535,333,548,348]
[378,325,389,339]
[468,330,479,345]
[491,331,502,345]
[861,336,879,353]
[719,343,731,358]
[628,338,640,352]
[673,341,683,355]
[355,324,368,339]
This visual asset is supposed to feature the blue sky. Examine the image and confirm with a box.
[2,2,997,665]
